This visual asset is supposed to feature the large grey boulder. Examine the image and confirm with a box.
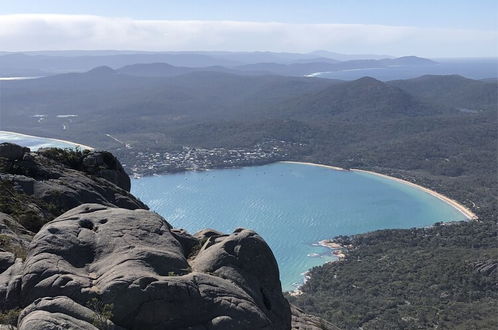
[81,151,131,191]
[13,204,291,329]
[191,228,290,327]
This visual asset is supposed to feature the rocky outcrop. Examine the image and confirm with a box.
[0,143,146,231]
[80,151,131,191]
[0,144,333,329]
[0,144,29,162]
[0,204,291,329]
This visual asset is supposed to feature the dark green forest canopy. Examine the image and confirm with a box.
[287,220,498,330]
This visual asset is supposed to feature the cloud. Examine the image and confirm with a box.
[0,14,496,57]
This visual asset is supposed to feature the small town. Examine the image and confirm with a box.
[118,140,308,177]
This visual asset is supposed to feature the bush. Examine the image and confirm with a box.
[87,298,114,330]
[0,308,21,329]
[38,147,90,170]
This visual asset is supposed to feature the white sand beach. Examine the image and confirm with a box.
[280,161,347,171]
[0,130,94,150]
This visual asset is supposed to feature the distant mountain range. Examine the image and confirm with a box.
[116,56,435,78]
[1,66,495,153]
[1,50,495,81]
[0,51,433,77]
[235,56,436,76]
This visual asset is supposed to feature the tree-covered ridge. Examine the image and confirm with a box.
[2,70,495,150]
[388,74,498,111]
[288,221,498,330]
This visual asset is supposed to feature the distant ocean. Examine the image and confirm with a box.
[131,163,466,291]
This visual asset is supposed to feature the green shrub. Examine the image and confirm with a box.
[17,210,45,233]
[87,298,114,330]
[0,308,21,329]
[38,147,89,170]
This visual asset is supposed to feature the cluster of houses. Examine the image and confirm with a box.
[122,140,306,177]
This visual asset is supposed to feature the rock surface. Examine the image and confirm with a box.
[5,204,291,329]
[0,143,29,161]
[81,151,131,191]
[0,144,146,231]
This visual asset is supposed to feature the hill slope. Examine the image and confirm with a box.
[389,74,498,111]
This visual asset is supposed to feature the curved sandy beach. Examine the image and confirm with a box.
[280,161,478,221]
[0,131,94,150]
[280,161,346,171]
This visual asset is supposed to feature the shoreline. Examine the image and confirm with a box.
[0,130,94,151]
[318,240,347,259]
[280,161,477,221]
[290,240,347,296]
[352,169,478,221]
[280,161,347,172]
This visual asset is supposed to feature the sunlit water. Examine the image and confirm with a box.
[131,163,466,291]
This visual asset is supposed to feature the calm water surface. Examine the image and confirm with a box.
[131,163,465,290]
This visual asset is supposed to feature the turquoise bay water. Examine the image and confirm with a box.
[131,163,466,291]
[0,131,84,150]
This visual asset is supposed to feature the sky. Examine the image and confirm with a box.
[0,0,496,57]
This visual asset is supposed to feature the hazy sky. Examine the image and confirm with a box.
[0,0,496,57]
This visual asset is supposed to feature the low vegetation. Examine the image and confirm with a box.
[38,147,91,170]
[0,308,21,329]
[87,298,114,330]
[0,181,53,232]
